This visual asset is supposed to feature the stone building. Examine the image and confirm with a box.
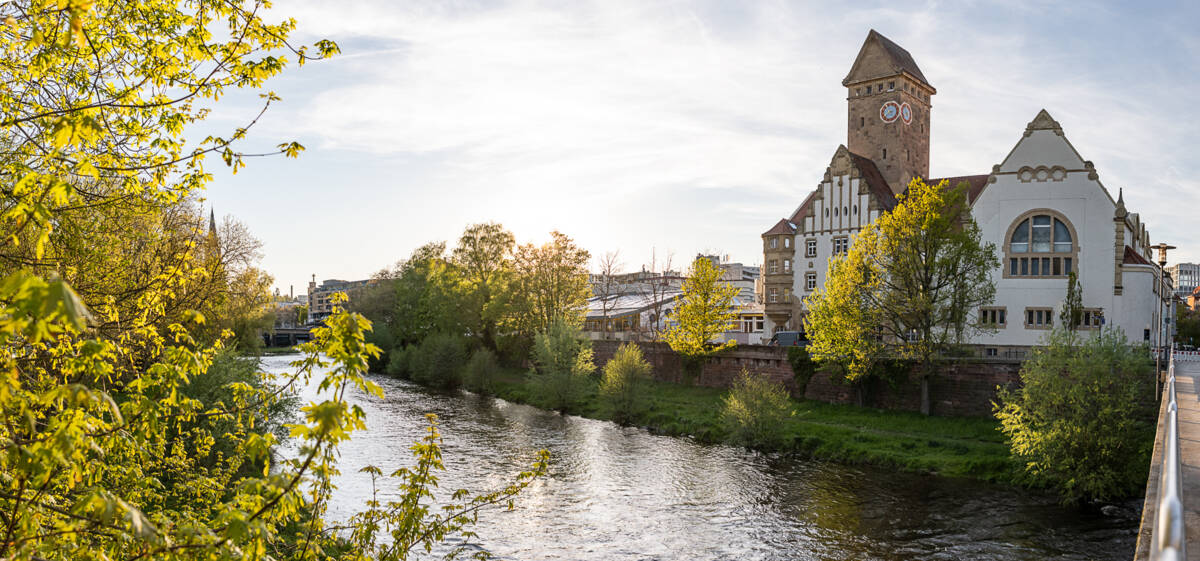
[762,29,1170,353]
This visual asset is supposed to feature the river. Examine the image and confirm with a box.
[266,354,1140,560]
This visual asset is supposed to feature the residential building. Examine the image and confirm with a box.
[307,275,373,324]
[762,29,1170,354]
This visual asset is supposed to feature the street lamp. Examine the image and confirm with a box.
[1151,242,1176,392]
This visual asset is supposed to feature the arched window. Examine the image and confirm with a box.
[1005,211,1077,278]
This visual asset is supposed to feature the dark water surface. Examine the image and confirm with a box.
[266,354,1139,560]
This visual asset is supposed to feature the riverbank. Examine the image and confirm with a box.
[478,368,1022,484]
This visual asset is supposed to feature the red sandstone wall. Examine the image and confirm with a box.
[590,340,1021,418]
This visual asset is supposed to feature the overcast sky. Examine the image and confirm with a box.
[197,0,1200,295]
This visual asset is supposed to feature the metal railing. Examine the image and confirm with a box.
[1153,343,1186,561]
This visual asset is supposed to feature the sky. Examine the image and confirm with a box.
[195,0,1200,296]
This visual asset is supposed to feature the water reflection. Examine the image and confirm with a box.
[266,355,1137,561]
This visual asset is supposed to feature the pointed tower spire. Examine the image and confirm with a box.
[1115,187,1127,219]
[208,208,217,237]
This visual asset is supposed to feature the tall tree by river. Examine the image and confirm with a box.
[0,1,546,559]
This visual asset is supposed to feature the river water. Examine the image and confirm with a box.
[266,354,1140,560]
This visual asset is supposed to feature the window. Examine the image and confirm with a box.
[783,287,792,302]
[856,88,861,96]
[832,237,849,255]
[860,117,865,127]
[1025,308,1053,329]
[805,272,817,291]
[770,237,778,249]
[882,148,887,159]
[888,81,895,91]
[1006,212,1077,278]
[866,85,872,94]
[756,317,764,331]
[834,207,839,217]
[805,239,817,258]
[853,205,858,215]
[769,260,778,274]
[783,259,791,273]
[980,307,1007,327]
[843,206,848,216]
[769,288,778,303]
[784,237,791,248]
[1077,309,1104,330]
[985,347,998,357]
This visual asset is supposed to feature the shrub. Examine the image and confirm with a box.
[721,369,794,448]
[787,346,816,395]
[994,327,1156,504]
[411,333,469,389]
[599,343,651,423]
[386,344,416,379]
[464,348,500,395]
[529,317,595,411]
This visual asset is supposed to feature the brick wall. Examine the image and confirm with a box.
[590,340,1022,417]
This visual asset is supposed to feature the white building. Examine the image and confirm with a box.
[762,30,1170,354]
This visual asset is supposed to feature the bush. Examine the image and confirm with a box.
[721,369,794,448]
[464,348,500,395]
[599,343,651,423]
[386,344,416,379]
[994,328,1156,504]
[411,333,469,389]
[364,322,396,372]
[529,317,595,411]
[787,346,816,395]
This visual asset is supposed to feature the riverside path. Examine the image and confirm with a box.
[1136,352,1200,560]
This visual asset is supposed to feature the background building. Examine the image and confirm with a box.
[761,30,1170,354]
[307,275,373,324]
[1168,263,1200,299]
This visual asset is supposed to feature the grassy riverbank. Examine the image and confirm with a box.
[482,368,1021,484]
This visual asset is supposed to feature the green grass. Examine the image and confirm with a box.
[485,368,1021,484]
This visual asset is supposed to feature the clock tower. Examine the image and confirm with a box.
[843,30,934,194]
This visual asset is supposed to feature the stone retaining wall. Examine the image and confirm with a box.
[590,340,1022,417]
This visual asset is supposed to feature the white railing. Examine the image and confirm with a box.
[1153,344,1186,561]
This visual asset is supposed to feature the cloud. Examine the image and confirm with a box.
[228,0,1200,290]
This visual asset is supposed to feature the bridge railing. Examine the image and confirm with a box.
[1153,344,1185,561]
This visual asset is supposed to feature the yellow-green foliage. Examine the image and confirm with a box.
[0,3,548,559]
[529,317,595,411]
[599,343,651,422]
[721,369,794,447]
[994,328,1155,503]
[805,178,997,383]
[664,257,740,360]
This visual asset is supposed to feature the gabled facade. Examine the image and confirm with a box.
[972,110,1165,352]
[763,30,1169,352]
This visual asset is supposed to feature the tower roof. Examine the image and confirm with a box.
[842,30,933,91]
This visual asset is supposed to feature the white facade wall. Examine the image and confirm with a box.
[789,174,884,319]
[968,122,1158,347]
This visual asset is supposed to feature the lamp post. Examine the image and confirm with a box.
[1151,243,1176,393]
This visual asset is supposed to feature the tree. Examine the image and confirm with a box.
[595,250,625,339]
[1177,306,1200,347]
[994,327,1155,503]
[639,249,675,340]
[451,222,516,350]
[805,179,999,415]
[664,256,739,374]
[528,316,595,411]
[0,2,548,559]
[511,231,592,335]
[598,342,651,422]
[1061,271,1084,334]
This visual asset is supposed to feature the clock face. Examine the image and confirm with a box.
[879,101,900,123]
[900,103,913,124]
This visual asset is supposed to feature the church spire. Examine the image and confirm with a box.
[208,208,217,237]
